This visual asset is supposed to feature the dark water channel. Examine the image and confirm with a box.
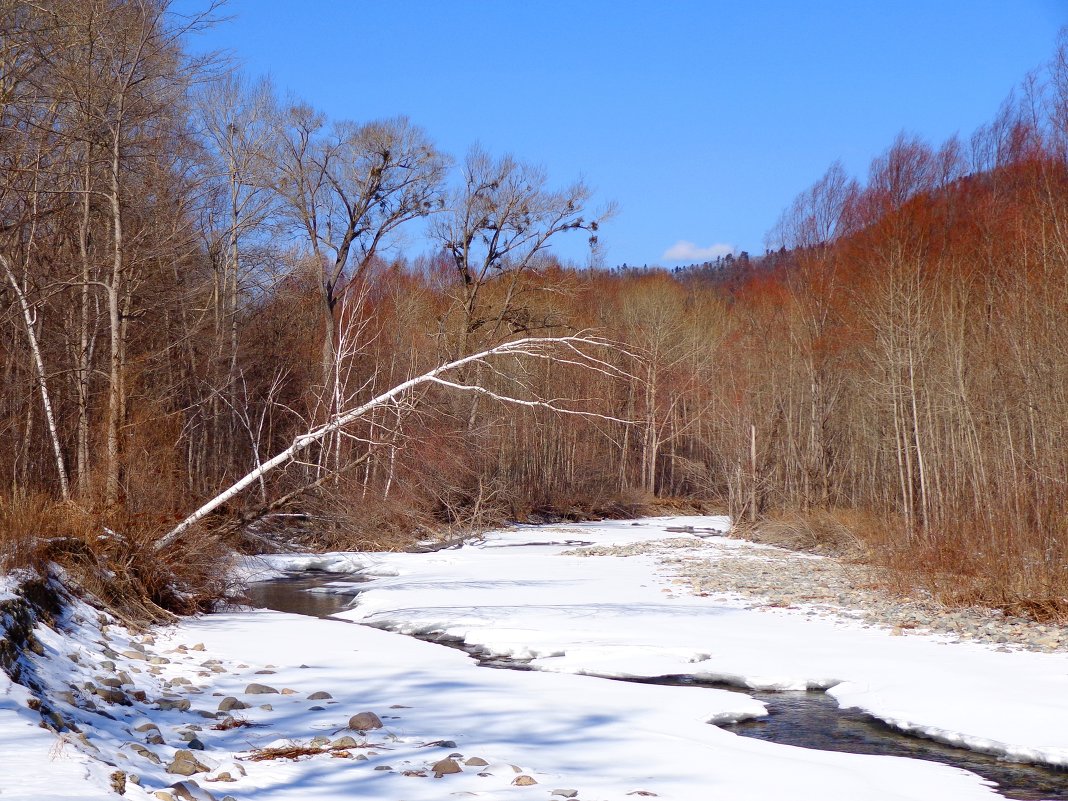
[246,573,1068,801]
[642,676,1068,801]
[244,570,366,617]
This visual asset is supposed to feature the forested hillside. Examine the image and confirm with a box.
[1,1,1066,616]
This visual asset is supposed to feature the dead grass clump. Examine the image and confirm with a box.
[91,513,235,618]
[244,743,326,761]
[733,508,870,559]
[865,509,1068,622]
[734,504,1068,623]
[0,494,237,621]
[291,487,442,552]
[755,504,1068,623]
[212,716,254,730]
[244,741,370,761]
[0,495,97,572]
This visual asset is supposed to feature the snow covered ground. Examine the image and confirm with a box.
[1,516,1065,800]
[322,517,1068,768]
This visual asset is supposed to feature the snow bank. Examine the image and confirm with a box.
[230,552,377,584]
[338,516,1068,769]
[0,515,1051,800]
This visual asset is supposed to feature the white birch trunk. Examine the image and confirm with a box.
[2,255,70,499]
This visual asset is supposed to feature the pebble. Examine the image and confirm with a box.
[348,711,383,731]
[244,683,278,695]
[95,688,130,706]
[166,749,210,776]
[432,758,461,777]
[570,538,1068,652]
[129,744,160,764]
[167,778,213,801]
[157,698,191,712]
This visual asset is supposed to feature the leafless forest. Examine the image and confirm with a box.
[2,2,1067,617]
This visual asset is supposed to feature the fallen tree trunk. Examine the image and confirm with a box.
[155,335,629,550]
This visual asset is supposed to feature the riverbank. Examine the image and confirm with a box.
[2,516,1066,800]
[330,517,1068,767]
[603,532,1068,652]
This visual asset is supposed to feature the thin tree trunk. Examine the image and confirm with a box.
[2,255,69,499]
[105,135,125,507]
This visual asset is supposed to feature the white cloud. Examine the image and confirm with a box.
[661,240,735,262]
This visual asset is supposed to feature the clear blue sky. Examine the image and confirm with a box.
[177,0,1066,267]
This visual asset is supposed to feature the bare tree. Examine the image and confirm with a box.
[434,147,613,357]
[195,73,278,384]
[29,0,215,505]
[270,105,447,404]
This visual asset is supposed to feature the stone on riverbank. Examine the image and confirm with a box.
[348,711,383,731]
[167,749,210,776]
[217,697,248,711]
[432,758,461,777]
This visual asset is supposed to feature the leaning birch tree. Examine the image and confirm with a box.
[155,335,632,549]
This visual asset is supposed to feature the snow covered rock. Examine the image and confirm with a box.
[166,749,211,776]
[167,778,216,801]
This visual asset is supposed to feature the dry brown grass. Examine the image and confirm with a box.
[0,495,236,621]
[212,716,255,730]
[273,485,442,553]
[740,506,1068,622]
[733,508,870,559]
[0,495,97,572]
[244,743,327,761]
[244,741,372,761]
[864,509,1068,622]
